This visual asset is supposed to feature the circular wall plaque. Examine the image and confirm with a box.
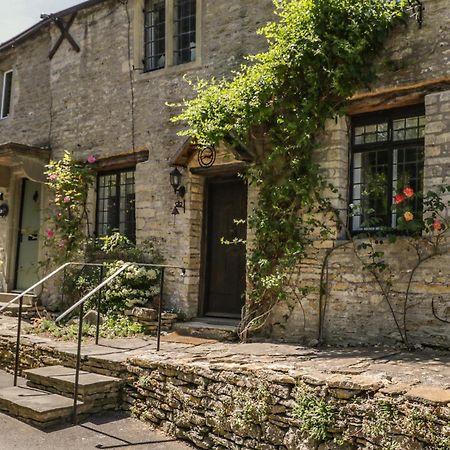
[198,147,216,168]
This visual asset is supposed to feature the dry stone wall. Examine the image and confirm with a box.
[0,334,449,449]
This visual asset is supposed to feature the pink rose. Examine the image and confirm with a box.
[394,194,406,205]
[63,196,71,203]
[48,174,58,181]
[433,220,442,232]
[87,155,97,164]
[403,187,414,198]
[46,229,55,238]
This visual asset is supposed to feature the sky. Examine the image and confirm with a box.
[0,0,83,44]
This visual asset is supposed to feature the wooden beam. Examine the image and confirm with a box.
[190,162,248,176]
[48,13,79,60]
[348,77,450,115]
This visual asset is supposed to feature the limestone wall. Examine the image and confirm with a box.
[266,88,450,348]
[0,0,273,313]
[0,334,449,449]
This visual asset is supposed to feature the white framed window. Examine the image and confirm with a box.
[141,0,199,72]
[1,70,13,119]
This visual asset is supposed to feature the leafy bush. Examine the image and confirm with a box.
[62,232,163,315]
[27,315,144,340]
[99,261,160,314]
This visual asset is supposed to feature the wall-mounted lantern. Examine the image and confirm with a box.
[170,168,186,219]
[0,192,8,218]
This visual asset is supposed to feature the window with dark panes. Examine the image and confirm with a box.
[1,70,13,119]
[144,0,166,72]
[96,169,136,241]
[350,106,425,231]
[174,0,196,65]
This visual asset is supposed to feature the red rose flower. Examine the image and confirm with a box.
[394,193,406,204]
[403,187,414,198]
[433,220,442,231]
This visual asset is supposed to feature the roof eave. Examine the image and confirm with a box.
[0,0,109,53]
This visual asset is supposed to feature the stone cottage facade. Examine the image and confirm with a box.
[0,0,449,347]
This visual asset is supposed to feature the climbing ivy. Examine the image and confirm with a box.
[174,0,407,337]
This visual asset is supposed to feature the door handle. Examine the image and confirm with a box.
[28,234,38,241]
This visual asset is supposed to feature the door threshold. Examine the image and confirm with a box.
[197,316,240,326]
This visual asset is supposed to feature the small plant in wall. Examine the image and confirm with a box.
[293,383,336,442]
[44,151,96,265]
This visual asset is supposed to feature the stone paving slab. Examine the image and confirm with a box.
[25,365,121,395]
[0,385,81,424]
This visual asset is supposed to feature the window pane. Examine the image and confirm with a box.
[174,0,196,65]
[97,170,136,241]
[394,145,424,221]
[393,115,425,141]
[144,0,166,72]
[352,149,389,229]
[353,122,388,145]
[1,71,13,118]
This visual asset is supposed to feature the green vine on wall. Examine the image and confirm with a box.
[174,0,406,338]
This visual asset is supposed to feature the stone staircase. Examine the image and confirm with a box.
[0,365,122,428]
[0,292,40,317]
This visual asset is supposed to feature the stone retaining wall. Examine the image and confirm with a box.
[0,334,449,449]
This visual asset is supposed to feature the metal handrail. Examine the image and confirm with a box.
[5,259,185,424]
[55,263,131,322]
[1,261,105,386]
[53,261,185,424]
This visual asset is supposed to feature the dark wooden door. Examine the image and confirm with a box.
[204,177,247,318]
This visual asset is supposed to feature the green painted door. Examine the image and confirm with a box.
[15,179,41,291]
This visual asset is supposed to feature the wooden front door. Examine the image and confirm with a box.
[204,177,247,318]
[15,179,41,291]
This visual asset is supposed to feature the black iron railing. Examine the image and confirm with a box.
[0,261,185,424]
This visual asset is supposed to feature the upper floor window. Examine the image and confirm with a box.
[1,70,13,119]
[350,106,425,232]
[96,169,136,241]
[173,0,196,65]
[144,0,166,71]
[143,0,197,72]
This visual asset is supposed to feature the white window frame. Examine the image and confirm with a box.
[0,70,13,119]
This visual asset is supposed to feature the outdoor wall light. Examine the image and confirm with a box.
[170,168,186,218]
[0,203,8,218]
[170,167,183,193]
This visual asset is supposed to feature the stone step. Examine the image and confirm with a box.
[0,302,36,317]
[0,385,82,428]
[24,365,122,411]
[173,318,239,341]
[0,292,38,306]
